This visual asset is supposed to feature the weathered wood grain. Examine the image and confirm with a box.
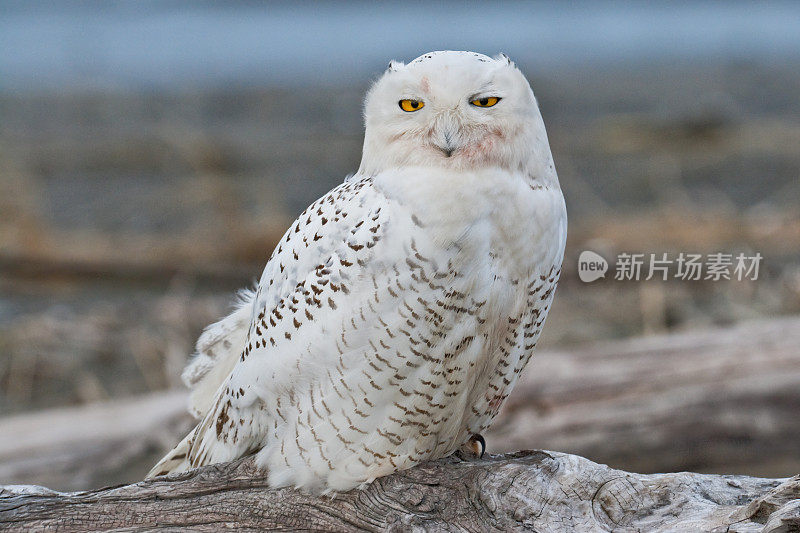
[1,451,798,532]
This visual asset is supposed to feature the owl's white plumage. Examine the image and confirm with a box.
[148,51,567,492]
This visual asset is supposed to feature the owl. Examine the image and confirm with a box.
[148,51,567,493]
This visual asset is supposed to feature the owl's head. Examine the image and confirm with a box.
[359,51,555,183]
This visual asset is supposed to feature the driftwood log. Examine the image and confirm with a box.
[1,452,799,532]
[1,317,798,492]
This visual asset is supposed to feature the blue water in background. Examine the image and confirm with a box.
[1,0,799,92]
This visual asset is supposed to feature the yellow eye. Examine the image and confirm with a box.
[470,96,500,108]
[399,99,424,112]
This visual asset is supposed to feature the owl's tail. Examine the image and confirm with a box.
[146,429,195,479]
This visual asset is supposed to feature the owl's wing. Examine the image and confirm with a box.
[149,176,419,476]
[177,177,378,419]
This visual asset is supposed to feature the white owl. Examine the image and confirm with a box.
[148,51,567,493]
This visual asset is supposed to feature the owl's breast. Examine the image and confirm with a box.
[374,166,565,258]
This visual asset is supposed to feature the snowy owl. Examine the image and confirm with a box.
[148,50,567,492]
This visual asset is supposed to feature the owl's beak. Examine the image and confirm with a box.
[434,126,459,158]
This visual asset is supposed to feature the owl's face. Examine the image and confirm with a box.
[359,51,552,179]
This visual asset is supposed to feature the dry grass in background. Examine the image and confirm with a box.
[1,61,798,423]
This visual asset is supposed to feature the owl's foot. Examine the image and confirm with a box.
[456,434,486,460]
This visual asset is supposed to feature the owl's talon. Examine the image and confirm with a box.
[475,434,486,458]
[457,434,486,460]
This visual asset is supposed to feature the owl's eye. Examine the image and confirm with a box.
[470,96,501,108]
[399,99,424,112]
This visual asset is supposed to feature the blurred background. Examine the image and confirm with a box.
[1,1,799,491]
